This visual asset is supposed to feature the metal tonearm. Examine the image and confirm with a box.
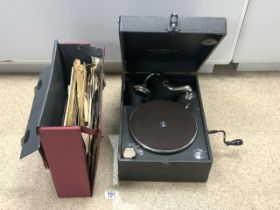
[133,73,193,103]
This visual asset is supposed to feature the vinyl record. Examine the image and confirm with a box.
[129,100,197,153]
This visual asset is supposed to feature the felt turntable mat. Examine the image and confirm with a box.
[2,73,280,210]
[129,100,197,153]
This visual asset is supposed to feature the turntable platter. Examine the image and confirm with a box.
[129,100,197,153]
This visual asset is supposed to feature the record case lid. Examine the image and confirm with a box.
[119,14,226,73]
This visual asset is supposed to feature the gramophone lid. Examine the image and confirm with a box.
[119,14,226,73]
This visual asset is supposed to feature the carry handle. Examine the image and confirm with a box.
[167,12,181,33]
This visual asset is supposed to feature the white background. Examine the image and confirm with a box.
[234,0,280,63]
[0,0,247,67]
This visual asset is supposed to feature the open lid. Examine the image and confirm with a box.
[20,40,103,158]
[119,13,226,73]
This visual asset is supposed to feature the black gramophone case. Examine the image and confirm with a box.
[118,14,226,181]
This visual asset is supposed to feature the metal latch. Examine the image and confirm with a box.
[34,79,42,94]
[167,13,180,33]
[21,129,30,146]
[102,73,106,90]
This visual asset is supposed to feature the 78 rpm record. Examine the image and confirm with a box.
[129,100,197,154]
